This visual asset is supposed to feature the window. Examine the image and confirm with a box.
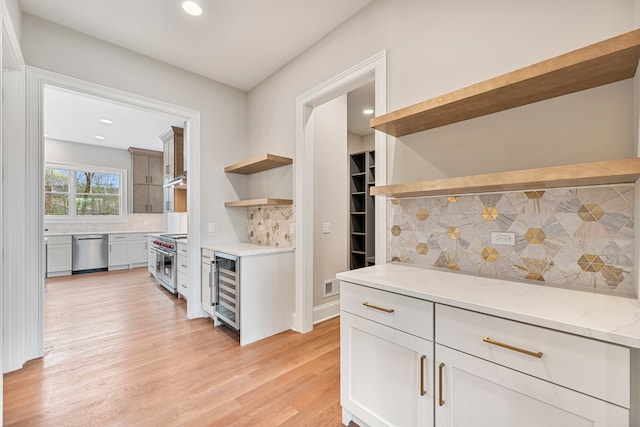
[45,164,124,218]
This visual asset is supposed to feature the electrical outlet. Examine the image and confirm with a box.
[208,222,215,233]
[322,223,331,234]
[491,232,516,245]
[290,222,296,238]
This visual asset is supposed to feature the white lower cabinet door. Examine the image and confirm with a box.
[341,311,434,427]
[435,344,629,427]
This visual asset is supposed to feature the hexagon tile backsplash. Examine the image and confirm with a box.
[247,206,294,248]
[387,184,635,295]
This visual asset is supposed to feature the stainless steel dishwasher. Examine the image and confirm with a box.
[72,234,108,274]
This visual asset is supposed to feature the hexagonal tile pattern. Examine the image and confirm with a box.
[416,243,428,255]
[524,228,546,244]
[481,206,499,222]
[446,226,461,240]
[481,247,499,262]
[525,273,545,281]
[416,208,429,221]
[577,254,605,272]
[525,191,545,199]
[577,204,604,222]
[386,184,634,294]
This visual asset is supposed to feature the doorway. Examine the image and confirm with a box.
[294,51,387,333]
[20,68,202,365]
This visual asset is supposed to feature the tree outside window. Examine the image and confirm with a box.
[44,165,123,217]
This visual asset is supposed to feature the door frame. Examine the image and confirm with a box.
[23,67,202,361]
[294,51,387,333]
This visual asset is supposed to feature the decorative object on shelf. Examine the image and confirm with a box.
[371,29,640,137]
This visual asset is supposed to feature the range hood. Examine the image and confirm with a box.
[164,171,187,189]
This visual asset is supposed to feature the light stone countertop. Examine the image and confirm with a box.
[336,263,640,349]
[201,242,294,257]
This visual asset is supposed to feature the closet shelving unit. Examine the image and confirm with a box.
[350,150,375,269]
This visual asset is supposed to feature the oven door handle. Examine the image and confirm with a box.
[154,247,174,256]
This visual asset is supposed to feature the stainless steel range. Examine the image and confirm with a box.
[151,234,187,294]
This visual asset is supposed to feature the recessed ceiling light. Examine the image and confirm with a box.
[182,1,203,16]
[95,135,105,140]
[363,108,374,115]
[99,118,113,124]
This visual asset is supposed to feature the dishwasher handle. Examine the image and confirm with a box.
[74,235,105,240]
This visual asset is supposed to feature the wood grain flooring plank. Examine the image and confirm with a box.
[3,268,346,426]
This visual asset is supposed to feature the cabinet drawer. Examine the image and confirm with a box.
[436,305,630,408]
[341,281,433,341]
[46,235,72,245]
[177,271,188,297]
[177,254,188,274]
[177,243,188,257]
[201,248,214,261]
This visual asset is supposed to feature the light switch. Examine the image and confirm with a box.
[322,223,331,234]
[208,222,215,233]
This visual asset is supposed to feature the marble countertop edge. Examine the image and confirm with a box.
[336,263,640,349]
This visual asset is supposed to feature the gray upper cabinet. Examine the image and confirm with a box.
[129,147,163,213]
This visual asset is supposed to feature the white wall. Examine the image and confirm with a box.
[21,13,249,246]
[313,95,347,306]
[4,0,20,42]
[247,0,635,193]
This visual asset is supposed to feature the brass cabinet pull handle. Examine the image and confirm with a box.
[362,302,394,313]
[483,336,543,359]
[438,363,445,406]
[419,355,427,396]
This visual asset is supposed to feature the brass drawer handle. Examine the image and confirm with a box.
[362,302,394,313]
[419,355,427,396]
[483,336,543,359]
[438,363,445,406]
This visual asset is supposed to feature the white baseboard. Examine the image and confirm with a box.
[313,300,340,324]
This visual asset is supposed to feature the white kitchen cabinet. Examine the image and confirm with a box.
[108,233,149,271]
[177,242,188,298]
[148,236,157,277]
[435,344,629,427]
[201,248,214,316]
[108,237,130,270]
[46,235,72,277]
[340,281,434,427]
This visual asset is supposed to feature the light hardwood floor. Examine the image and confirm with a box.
[3,268,346,426]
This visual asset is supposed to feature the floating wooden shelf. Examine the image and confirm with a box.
[371,29,640,136]
[224,154,293,174]
[224,198,293,208]
[370,158,640,198]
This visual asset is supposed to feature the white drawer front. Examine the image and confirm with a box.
[46,235,72,245]
[201,248,214,261]
[341,281,433,341]
[177,243,188,256]
[436,304,630,408]
[177,254,188,274]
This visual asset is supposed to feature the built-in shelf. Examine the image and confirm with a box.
[370,158,640,198]
[224,153,293,174]
[224,198,293,208]
[371,29,640,137]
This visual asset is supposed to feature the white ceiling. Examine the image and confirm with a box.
[31,1,376,149]
[348,82,375,136]
[44,86,184,151]
[20,0,374,91]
